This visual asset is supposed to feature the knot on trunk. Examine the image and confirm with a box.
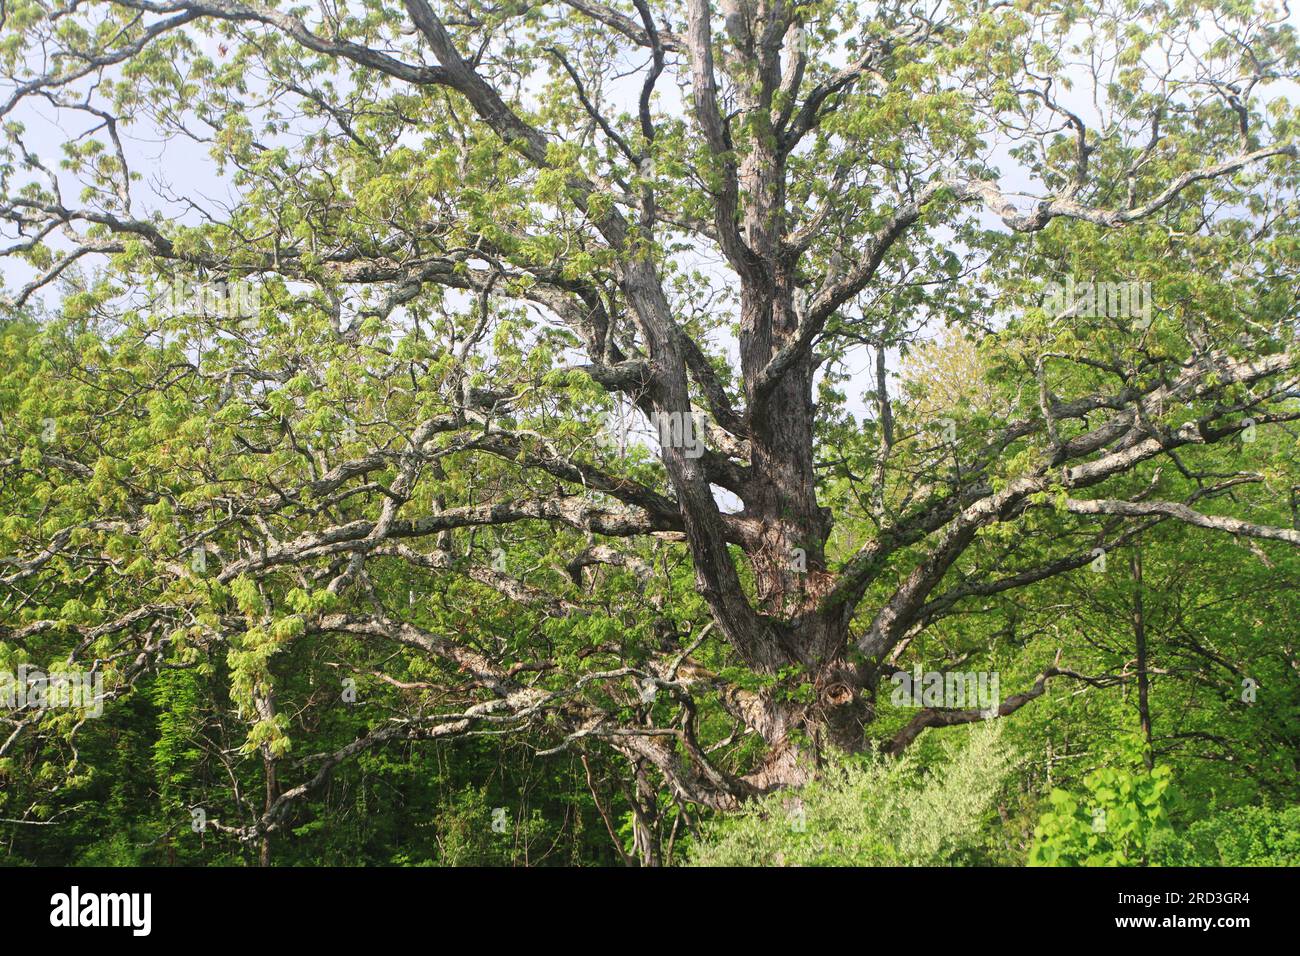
[812,668,871,754]
[819,680,854,707]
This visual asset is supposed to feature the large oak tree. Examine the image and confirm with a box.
[2,0,1298,863]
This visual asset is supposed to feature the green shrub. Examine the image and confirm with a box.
[1153,805,1300,866]
[687,721,1015,867]
[1029,762,1174,866]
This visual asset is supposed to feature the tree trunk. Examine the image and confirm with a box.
[1131,548,1154,770]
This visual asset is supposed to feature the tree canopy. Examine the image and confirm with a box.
[1,0,1298,866]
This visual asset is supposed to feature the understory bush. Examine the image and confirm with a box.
[687,722,1015,867]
